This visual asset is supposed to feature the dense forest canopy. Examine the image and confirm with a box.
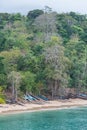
[0,7,87,102]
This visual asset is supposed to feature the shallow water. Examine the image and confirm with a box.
[0,107,87,130]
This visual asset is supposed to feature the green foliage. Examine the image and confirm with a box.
[0,49,21,73]
[0,98,5,104]
[8,71,22,101]
[27,9,44,20]
[0,86,6,104]
[21,71,36,93]
[0,10,87,99]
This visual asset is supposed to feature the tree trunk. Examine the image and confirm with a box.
[54,80,57,96]
[12,76,15,102]
[15,88,17,102]
[51,80,54,100]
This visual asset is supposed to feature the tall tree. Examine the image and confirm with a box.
[33,9,57,42]
[66,36,87,93]
[44,39,70,98]
[8,71,21,102]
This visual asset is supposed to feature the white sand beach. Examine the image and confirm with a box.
[0,98,87,114]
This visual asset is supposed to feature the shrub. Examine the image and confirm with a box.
[0,98,5,104]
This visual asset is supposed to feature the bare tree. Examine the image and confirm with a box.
[33,7,57,42]
[44,44,69,99]
[8,71,21,102]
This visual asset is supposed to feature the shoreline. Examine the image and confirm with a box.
[0,98,87,115]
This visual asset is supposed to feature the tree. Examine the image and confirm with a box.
[21,71,36,94]
[8,71,21,102]
[33,9,57,42]
[44,40,70,98]
[27,9,44,20]
[0,49,21,73]
[3,20,30,50]
[66,36,87,93]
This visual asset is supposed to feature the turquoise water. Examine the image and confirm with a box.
[0,107,87,130]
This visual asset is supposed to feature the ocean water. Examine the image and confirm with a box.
[0,107,87,130]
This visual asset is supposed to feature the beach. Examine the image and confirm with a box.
[0,98,87,114]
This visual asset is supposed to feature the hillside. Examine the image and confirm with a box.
[0,8,87,103]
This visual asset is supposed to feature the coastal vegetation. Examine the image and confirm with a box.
[0,7,87,103]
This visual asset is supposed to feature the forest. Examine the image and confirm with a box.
[0,6,87,103]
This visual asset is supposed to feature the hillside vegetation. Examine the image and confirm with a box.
[0,7,87,102]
